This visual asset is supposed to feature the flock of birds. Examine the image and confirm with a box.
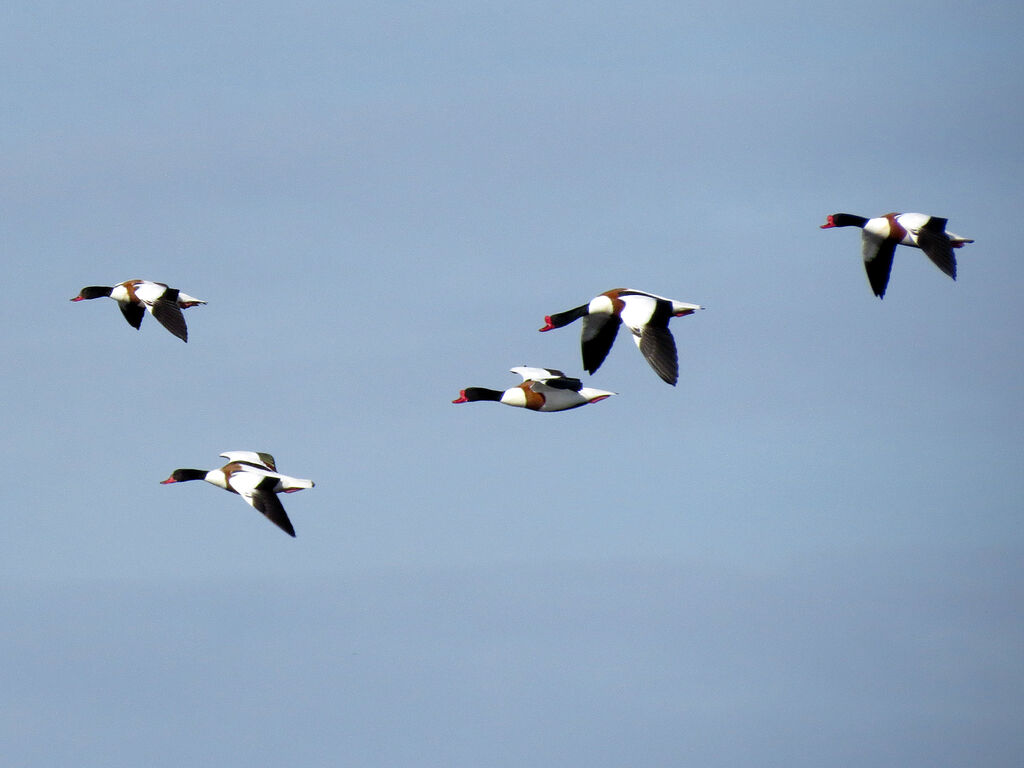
[71,211,974,537]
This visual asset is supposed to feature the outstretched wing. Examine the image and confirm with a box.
[861,233,897,298]
[638,325,679,385]
[147,286,189,344]
[915,217,957,280]
[151,296,189,342]
[228,470,296,537]
[580,314,621,374]
[219,451,277,471]
[249,482,296,537]
[511,366,566,382]
[118,301,145,330]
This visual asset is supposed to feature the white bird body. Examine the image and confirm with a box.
[201,465,314,496]
[860,212,973,250]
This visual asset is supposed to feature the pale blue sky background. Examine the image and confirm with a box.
[3,2,1023,766]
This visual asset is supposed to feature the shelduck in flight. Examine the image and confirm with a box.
[453,366,616,412]
[820,212,974,298]
[539,289,703,386]
[160,451,314,537]
[71,279,206,342]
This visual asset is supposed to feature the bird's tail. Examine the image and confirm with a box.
[177,293,208,307]
[281,476,315,493]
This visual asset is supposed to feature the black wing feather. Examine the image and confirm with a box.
[251,477,296,537]
[151,298,189,342]
[915,220,957,281]
[542,376,584,392]
[580,315,621,374]
[118,302,145,330]
[638,325,679,385]
[863,239,897,298]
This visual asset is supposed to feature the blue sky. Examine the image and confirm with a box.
[3,2,1023,766]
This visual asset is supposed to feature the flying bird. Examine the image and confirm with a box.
[820,212,974,298]
[453,366,616,412]
[160,452,314,537]
[71,279,206,342]
[539,289,703,385]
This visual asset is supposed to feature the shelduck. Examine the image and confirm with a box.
[820,212,974,298]
[71,279,206,342]
[453,366,616,412]
[539,289,703,385]
[160,452,314,537]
